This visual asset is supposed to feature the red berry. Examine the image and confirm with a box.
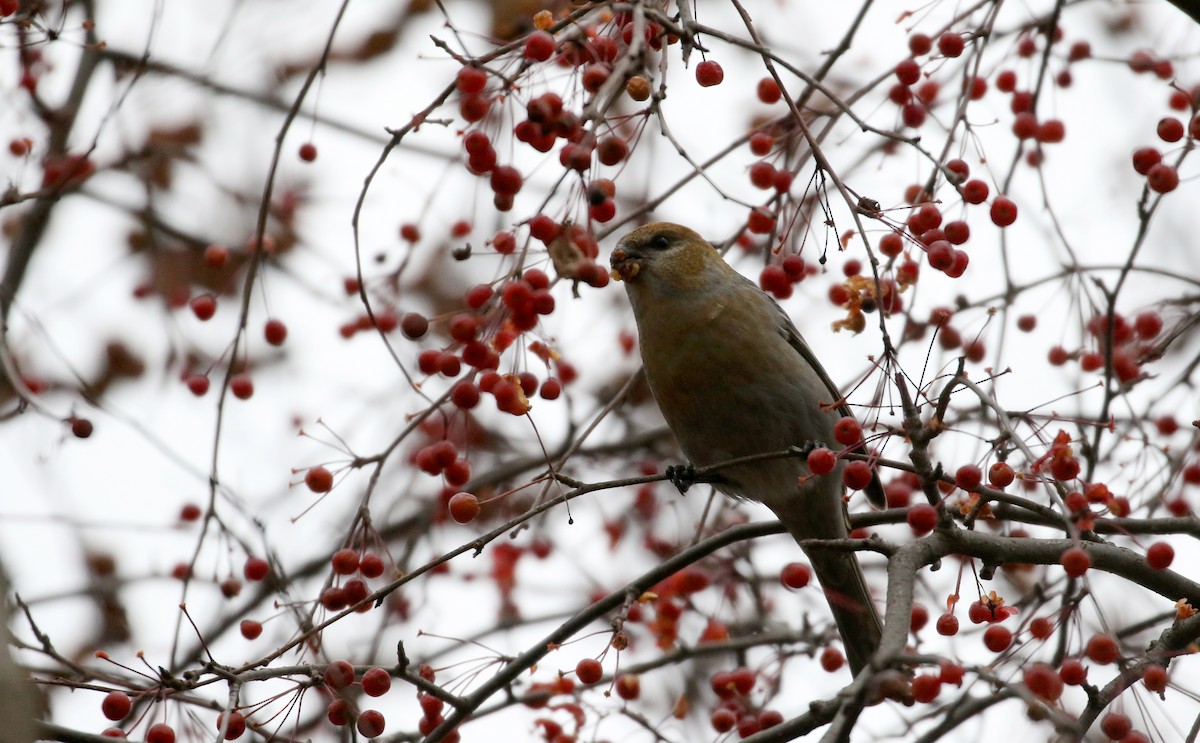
[456,66,487,94]
[982,625,1013,652]
[749,160,776,189]
[832,416,862,445]
[1059,658,1087,685]
[749,132,774,155]
[1086,633,1119,664]
[912,674,941,703]
[695,60,724,87]
[988,462,1015,487]
[1037,119,1066,143]
[539,378,561,400]
[216,711,246,740]
[326,699,350,726]
[220,578,242,598]
[990,196,1018,226]
[306,466,334,493]
[575,657,603,684]
[996,69,1017,92]
[1029,616,1054,639]
[901,102,926,128]
[101,691,132,721]
[756,77,782,103]
[908,33,933,55]
[843,460,873,490]
[399,223,420,242]
[490,167,524,200]
[324,660,355,689]
[780,562,811,589]
[760,265,791,297]
[331,548,359,575]
[711,709,736,732]
[524,31,556,62]
[190,294,216,320]
[962,179,989,204]
[729,667,755,695]
[895,58,921,85]
[146,724,176,743]
[298,142,317,162]
[230,374,254,400]
[1142,663,1168,693]
[819,646,845,672]
[1010,90,1033,114]
[437,352,461,377]
[240,619,262,640]
[179,503,202,522]
[451,381,481,409]
[937,32,965,57]
[1146,541,1174,570]
[1101,713,1132,739]
[1012,111,1037,139]
[807,447,836,475]
[1147,163,1179,193]
[1134,311,1163,339]
[907,504,937,535]
[448,492,480,523]
[879,232,904,257]
[967,600,992,625]
[910,604,929,632]
[936,613,959,636]
[263,319,287,346]
[939,660,964,685]
[243,556,269,581]
[356,709,386,738]
[1061,546,1090,577]
[944,220,970,244]
[597,136,628,166]
[399,312,428,340]
[362,667,392,697]
[1024,663,1063,701]
[203,244,229,267]
[1158,117,1185,143]
[343,578,369,606]
[615,673,640,700]
[1131,147,1163,175]
[69,417,93,438]
[955,465,982,490]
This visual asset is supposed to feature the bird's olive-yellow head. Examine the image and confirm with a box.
[610,222,729,289]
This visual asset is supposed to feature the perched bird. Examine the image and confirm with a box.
[611,222,884,674]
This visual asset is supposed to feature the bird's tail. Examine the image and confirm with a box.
[763,485,884,675]
[805,548,883,676]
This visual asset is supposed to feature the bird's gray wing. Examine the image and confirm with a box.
[769,298,886,509]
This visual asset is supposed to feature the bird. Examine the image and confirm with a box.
[611,221,884,675]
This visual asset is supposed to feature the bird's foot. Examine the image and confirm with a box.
[665,464,698,495]
[791,441,820,457]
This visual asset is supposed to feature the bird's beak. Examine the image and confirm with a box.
[609,244,640,282]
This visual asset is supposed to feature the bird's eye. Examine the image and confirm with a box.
[649,234,671,250]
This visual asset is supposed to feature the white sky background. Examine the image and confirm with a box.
[2,0,1200,741]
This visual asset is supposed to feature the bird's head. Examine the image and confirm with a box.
[610,222,728,289]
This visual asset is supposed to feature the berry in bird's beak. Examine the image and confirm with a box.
[609,246,640,282]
